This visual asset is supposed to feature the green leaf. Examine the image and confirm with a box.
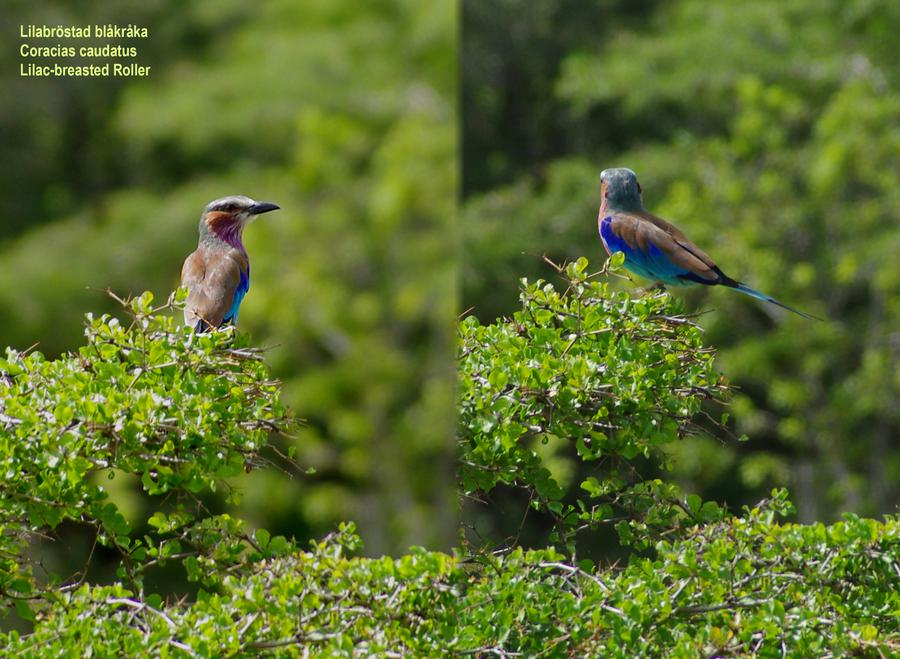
[686,494,702,516]
[608,251,625,269]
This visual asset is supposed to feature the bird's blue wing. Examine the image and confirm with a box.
[599,210,819,319]
[223,266,249,325]
[600,215,694,285]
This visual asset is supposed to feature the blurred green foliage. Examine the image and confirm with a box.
[0,0,456,555]
[463,0,900,522]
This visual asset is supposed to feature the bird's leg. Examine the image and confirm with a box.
[635,281,667,296]
[598,256,610,276]
[598,255,635,282]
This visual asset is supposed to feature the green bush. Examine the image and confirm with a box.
[459,257,730,552]
[1,286,897,656]
[0,291,291,612]
[5,502,898,656]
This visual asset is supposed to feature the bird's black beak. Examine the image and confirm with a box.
[248,201,280,215]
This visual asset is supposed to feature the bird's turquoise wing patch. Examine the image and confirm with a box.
[223,267,250,325]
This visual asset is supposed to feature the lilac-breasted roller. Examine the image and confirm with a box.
[597,168,817,320]
[180,195,280,332]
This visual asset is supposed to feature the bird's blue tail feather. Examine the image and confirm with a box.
[732,283,821,321]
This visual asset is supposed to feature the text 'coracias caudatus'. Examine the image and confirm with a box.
[597,168,818,320]
[180,195,280,332]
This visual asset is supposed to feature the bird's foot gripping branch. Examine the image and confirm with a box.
[0,291,294,612]
[459,257,732,552]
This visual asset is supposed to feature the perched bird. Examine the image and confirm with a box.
[597,168,818,320]
[180,195,280,331]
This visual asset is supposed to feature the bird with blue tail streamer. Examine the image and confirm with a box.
[180,195,280,332]
[597,168,819,320]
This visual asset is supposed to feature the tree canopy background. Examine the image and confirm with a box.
[462,0,900,530]
[0,0,456,564]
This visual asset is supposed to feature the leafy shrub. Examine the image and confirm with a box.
[5,500,898,656]
[1,285,897,657]
[0,291,291,613]
[459,257,730,552]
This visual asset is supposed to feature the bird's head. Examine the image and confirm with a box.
[199,195,280,248]
[600,168,643,212]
